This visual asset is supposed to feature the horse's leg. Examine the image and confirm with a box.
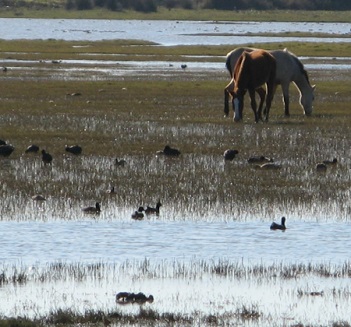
[248,89,258,123]
[263,84,277,116]
[225,79,235,118]
[256,87,266,121]
[239,95,244,120]
[225,89,230,117]
[232,96,241,122]
[264,83,275,122]
[281,82,290,116]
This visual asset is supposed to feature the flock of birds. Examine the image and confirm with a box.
[0,139,82,165]
[1,140,337,227]
[223,147,338,171]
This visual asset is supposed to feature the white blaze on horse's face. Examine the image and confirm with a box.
[300,85,315,116]
[233,98,241,122]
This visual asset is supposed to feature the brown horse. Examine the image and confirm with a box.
[226,49,276,122]
[224,47,315,119]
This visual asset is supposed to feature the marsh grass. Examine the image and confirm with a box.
[1,259,351,326]
[1,46,351,222]
[1,39,351,60]
[1,40,351,326]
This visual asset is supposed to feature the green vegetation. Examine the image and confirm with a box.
[0,39,350,219]
[1,39,350,61]
[0,2,350,21]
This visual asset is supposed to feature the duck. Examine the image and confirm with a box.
[248,156,273,164]
[0,144,15,157]
[25,144,40,154]
[131,207,144,220]
[323,158,337,165]
[145,200,162,216]
[116,292,154,304]
[270,217,287,230]
[41,149,53,165]
[82,202,101,214]
[32,194,46,201]
[223,149,239,161]
[181,64,187,69]
[316,163,327,171]
[115,158,126,167]
[65,145,82,155]
[134,292,154,304]
[156,145,181,156]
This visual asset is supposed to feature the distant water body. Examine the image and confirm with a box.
[1,18,350,45]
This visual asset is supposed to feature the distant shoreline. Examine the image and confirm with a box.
[0,7,350,22]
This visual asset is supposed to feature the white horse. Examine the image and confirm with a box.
[224,47,315,119]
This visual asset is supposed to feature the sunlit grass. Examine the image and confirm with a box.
[1,51,351,222]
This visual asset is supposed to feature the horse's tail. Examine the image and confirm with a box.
[225,51,234,78]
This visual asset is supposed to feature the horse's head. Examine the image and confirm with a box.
[231,89,246,122]
[300,85,316,116]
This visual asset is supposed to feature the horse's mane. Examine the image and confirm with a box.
[288,49,311,85]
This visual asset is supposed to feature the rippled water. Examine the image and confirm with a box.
[1,18,351,44]
[1,219,350,266]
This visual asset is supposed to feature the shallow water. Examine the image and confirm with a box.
[1,219,350,266]
[1,18,351,45]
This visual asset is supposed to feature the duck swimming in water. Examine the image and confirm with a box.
[131,207,144,220]
[270,217,286,230]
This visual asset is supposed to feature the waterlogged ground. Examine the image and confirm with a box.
[1,21,351,326]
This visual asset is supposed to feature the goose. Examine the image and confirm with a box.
[156,145,181,156]
[32,194,46,201]
[145,200,162,216]
[270,217,287,230]
[116,292,154,304]
[0,144,14,157]
[65,145,82,155]
[41,149,53,164]
[323,158,337,165]
[223,149,239,161]
[248,156,273,163]
[131,207,144,220]
[115,158,126,167]
[25,144,39,154]
[82,202,101,214]
[316,163,327,171]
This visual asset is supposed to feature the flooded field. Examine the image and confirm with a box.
[1,20,351,326]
